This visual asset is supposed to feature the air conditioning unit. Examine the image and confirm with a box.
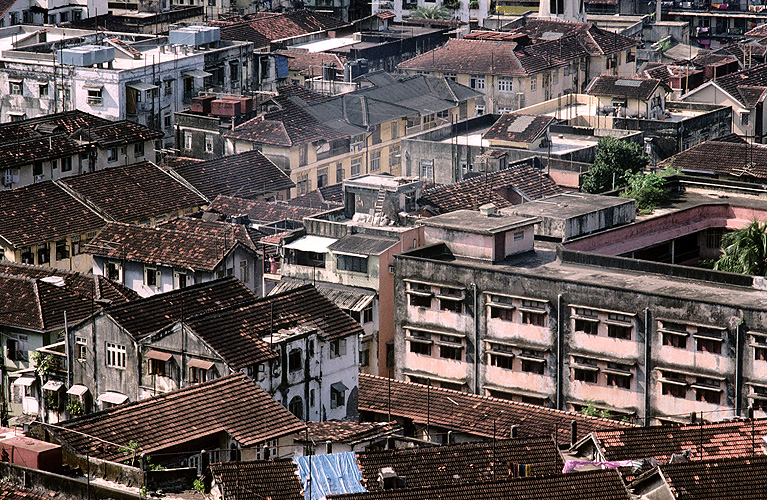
[34,174,45,182]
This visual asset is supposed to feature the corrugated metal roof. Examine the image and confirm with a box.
[270,279,375,312]
[329,234,398,256]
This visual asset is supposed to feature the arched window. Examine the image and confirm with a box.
[289,395,304,420]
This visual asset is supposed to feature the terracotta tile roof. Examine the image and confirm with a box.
[209,459,303,500]
[0,181,106,247]
[0,134,90,170]
[157,217,258,251]
[0,482,47,499]
[77,120,164,146]
[304,420,401,444]
[278,50,345,77]
[218,22,271,48]
[274,83,329,105]
[0,110,111,141]
[105,277,257,339]
[55,373,305,461]
[640,455,767,500]
[187,284,364,365]
[419,162,564,214]
[592,418,767,462]
[716,43,767,68]
[61,162,207,223]
[640,63,702,86]
[585,76,669,101]
[512,20,639,54]
[327,469,630,500]
[357,437,563,491]
[243,10,348,41]
[207,195,325,222]
[737,84,767,107]
[703,62,767,105]
[660,141,767,179]
[168,149,295,199]
[358,374,633,444]
[84,222,255,272]
[483,114,554,144]
[288,183,344,208]
[746,23,767,37]
[690,52,738,68]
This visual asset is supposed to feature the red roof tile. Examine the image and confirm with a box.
[660,141,767,179]
[209,459,303,500]
[305,420,401,444]
[483,114,554,144]
[207,195,326,223]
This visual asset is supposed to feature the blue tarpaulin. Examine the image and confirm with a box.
[293,452,367,500]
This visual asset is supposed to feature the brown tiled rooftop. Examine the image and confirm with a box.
[357,437,563,491]
[585,76,668,101]
[207,195,325,223]
[327,469,630,500]
[659,141,767,179]
[78,120,164,146]
[157,217,257,251]
[0,181,106,247]
[168,149,295,200]
[592,418,767,462]
[105,277,257,339]
[61,161,206,224]
[483,114,554,144]
[0,110,111,143]
[54,373,305,461]
[209,459,303,500]
[419,162,564,214]
[358,374,633,444]
[0,482,47,499]
[0,134,89,170]
[304,421,401,445]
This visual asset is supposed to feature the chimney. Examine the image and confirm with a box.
[479,203,496,216]
[570,420,577,447]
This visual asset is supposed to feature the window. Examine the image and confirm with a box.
[288,349,302,372]
[531,76,537,91]
[409,340,431,355]
[330,384,346,409]
[184,131,192,150]
[662,331,687,348]
[61,156,72,172]
[297,173,310,195]
[330,338,347,358]
[360,349,370,366]
[132,141,144,158]
[520,353,545,374]
[39,83,48,97]
[239,260,249,283]
[148,358,167,376]
[695,382,720,404]
[107,147,118,163]
[205,134,214,153]
[390,145,400,168]
[106,343,126,368]
[469,75,485,90]
[37,243,49,264]
[490,353,513,369]
[552,69,558,85]
[87,88,103,106]
[575,318,598,335]
[420,159,433,180]
[351,157,362,176]
[7,334,28,362]
[440,296,462,313]
[145,266,160,288]
[697,337,722,354]
[371,125,381,145]
[229,61,239,82]
[741,112,750,127]
[370,151,381,171]
[443,72,456,81]
[164,114,172,129]
[336,163,344,183]
[706,228,724,249]
[440,345,462,360]
[56,239,69,261]
[756,346,767,361]
[362,305,373,324]
[626,51,635,63]
[606,363,632,389]
[299,144,308,166]
[607,324,632,340]
[522,311,546,326]
[189,366,208,384]
[475,104,485,116]
[9,80,22,95]
[573,366,598,383]
[317,168,328,188]
[289,396,304,419]
[106,261,122,281]
[391,121,399,140]
[337,254,367,273]
[408,282,432,308]
[498,78,512,92]
[75,336,87,361]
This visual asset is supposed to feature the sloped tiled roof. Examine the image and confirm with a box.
[84,222,254,271]
[55,373,305,461]
[701,62,767,106]
[660,141,767,179]
[305,420,401,444]
[77,120,164,146]
[592,418,767,462]
[0,482,47,500]
[419,162,564,214]
[105,277,257,339]
[0,181,106,247]
[0,134,89,170]
[285,185,343,211]
[483,114,554,144]
[157,217,257,251]
[0,110,111,142]
[217,10,347,45]
[207,195,325,222]
[642,455,767,500]
[357,437,563,491]
[209,459,303,500]
[61,162,207,223]
[327,469,631,500]
[585,75,669,101]
[168,149,295,199]
[358,374,633,444]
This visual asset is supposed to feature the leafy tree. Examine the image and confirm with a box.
[408,5,451,18]
[582,137,649,194]
[620,167,675,212]
[714,220,767,276]
[579,400,612,419]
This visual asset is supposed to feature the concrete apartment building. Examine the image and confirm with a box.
[0,0,105,27]
[398,21,639,115]
[393,184,767,424]
[0,25,253,148]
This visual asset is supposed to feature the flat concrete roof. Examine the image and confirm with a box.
[501,193,634,219]
[420,209,539,234]
[344,174,420,190]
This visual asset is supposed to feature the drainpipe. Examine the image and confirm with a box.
[473,283,479,394]
[644,307,651,426]
[556,294,563,410]
[736,319,744,417]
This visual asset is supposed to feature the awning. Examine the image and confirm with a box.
[283,235,337,253]
[331,381,348,393]
[8,78,22,83]
[67,384,89,397]
[182,69,212,78]
[83,83,103,90]
[97,392,128,405]
[127,82,158,91]
[42,380,64,391]
[188,358,215,370]
[13,377,35,387]
[145,350,173,362]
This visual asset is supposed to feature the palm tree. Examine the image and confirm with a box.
[714,220,767,276]
[408,5,451,18]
